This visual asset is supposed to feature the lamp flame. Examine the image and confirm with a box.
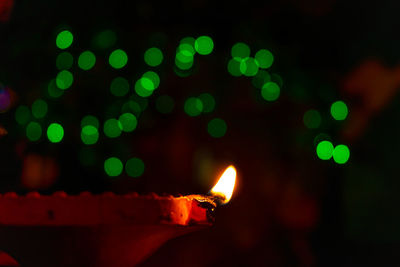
[210,165,236,204]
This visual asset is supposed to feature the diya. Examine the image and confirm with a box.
[0,165,237,267]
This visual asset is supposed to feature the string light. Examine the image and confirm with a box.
[316,140,334,160]
[56,52,73,70]
[78,51,96,70]
[208,118,227,138]
[261,82,280,101]
[110,77,129,97]
[119,113,137,132]
[184,97,203,116]
[231,42,250,61]
[31,99,48,119]
[331,101,348,120]
[333,144,350,164]
[47,79,64,98]
[144,47,163,67]
[125,157,145,177]
[103,118,122,138]
[81,115,99,128]
[194,36,214,55]
[109,49,128,69]
[56,30,73,49]
[93,30,116,50]
[104,157,123,177]
[303,109,321,129]
[255,49,274,69]
[198,93,216,113]
[15,105,30,125]
[56,70,74,90]
[47,123,64,143]
[26,122,42,141]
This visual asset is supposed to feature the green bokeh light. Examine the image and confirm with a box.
[47,123,64,143]
[331,101,348,120]
[56,70,73,90]
[231,42,250,61]
[103,118,122,138]
[122,100,142,115]
[125,157,145,177]
[271,73,283,87]
[207,118,227,138]
[81,115,99,128]
[184,97,203,117]
[144,47,163,67]
[15,105,30,125]
[32,99,48,119]
[333,144,350,164]
[316,140,334,160]
[135,79,153,98]
[261,82,280,101]
[93,30,116,50]
[48,79,64,98]
[177,43,195,57]
[198,93,215,113]
[110,77,129,97]
[255,49,274,69]
[313,133,332,147]
[194,36,214,55]
[56,30,73,49]
[119,113,137,132]
[180,37,195,46]
[109,49,128,69]
[303,109,321,129]
[104,157,123,177]
[155,95,174,114]
[227,59,242,77]
[78,51,96,70]
[252,70,271,89]
[141,71,160,90]
[26,122,42,141]
[175,56,194,70]
[239,57,259,76]
[81,125,99,145]
[176,51,194,63]
[56,52,73,70]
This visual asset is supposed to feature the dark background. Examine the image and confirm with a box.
[1,0,400,266]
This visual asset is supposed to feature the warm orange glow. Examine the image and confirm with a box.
[210,165,236,204]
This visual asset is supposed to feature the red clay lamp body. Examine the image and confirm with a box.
[0,166,236,266]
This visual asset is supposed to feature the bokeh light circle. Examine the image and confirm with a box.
[78,51,96,70]
[261,82,280,101]
[333,144,350,164]
[316,140,334,160]
[303,109,321,129]
[119,113,137,132]
[208,118,227,138]
[104,157,123,177]
[109,49,128,69]
[331,101,348,121]
[184,97,203,117]
[56,70,74,90]
[125,157,145,177]
[194,36,214,55]
[144,47,163,67]
[255,49,274,69]
[47,123,64,143]
[56,30,73,49]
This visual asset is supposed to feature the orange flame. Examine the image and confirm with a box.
[210,165,237,204]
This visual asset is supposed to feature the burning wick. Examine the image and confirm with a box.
[209,165,237,205]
